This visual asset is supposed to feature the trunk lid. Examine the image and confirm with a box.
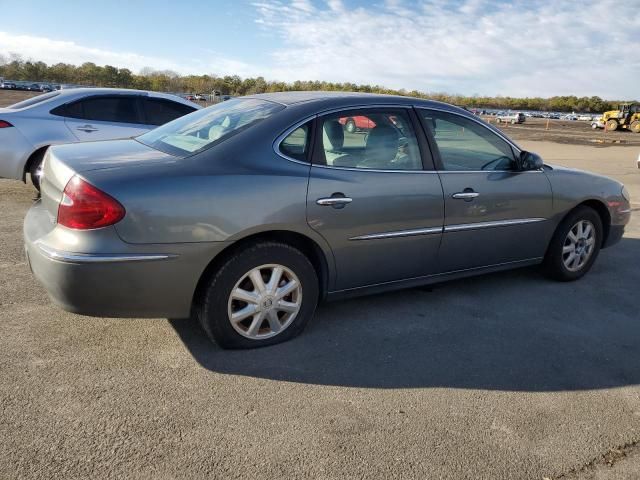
[40,139,174,220]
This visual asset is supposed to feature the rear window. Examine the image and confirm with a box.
[142,97,196,126]
[137,98,284,157]
[8,91,61,109]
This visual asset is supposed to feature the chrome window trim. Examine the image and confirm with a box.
[349,226,443,241]
[36,242,176,263]
[273,104,421,172]
[436,170,543,174]
[444,217,546,232]
[273,115,317,165]
[311,164,439,174]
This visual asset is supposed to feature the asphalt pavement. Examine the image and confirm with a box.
[1,143,639,479]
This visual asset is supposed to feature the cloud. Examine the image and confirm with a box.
[0,31,266,79]
[254,0,640,98]
[1,1,638,99]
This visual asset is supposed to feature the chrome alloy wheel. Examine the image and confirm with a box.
[227,264,302,340]
[562,220,596,272]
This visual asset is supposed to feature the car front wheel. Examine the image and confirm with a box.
[196,242,319,349]
[543,206,602,281]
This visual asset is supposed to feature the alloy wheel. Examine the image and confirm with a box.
[227,264,302,340]
[562,220,596,272]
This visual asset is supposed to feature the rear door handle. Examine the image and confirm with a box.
[452,192,479,200]
[316,197,353,208]
[77,124,98,132]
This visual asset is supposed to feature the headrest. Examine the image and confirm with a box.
[323,120,344,150]
[365,125,399,164]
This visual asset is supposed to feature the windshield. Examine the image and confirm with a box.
[137,98,284,157]
[8,91,61,109]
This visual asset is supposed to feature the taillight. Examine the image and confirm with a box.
[0,120,13,128]
[57,176,125,229]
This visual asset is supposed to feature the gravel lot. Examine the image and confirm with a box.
[1,123,640,477]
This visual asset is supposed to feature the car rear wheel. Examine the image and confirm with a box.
[510,119,516,124]
[196,242,319,349]
[630,120,640,133]
[606,119,618,131]
[543,206,602,281]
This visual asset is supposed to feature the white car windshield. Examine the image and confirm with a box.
[137,98,284,157]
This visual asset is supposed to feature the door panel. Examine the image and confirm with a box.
[438,171,553,271]
[307,168,444,290]
[65,117,150,141]
[416,108,554,272]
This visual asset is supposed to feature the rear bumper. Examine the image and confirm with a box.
[24,201,230,318]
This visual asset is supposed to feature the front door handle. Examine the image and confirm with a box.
[77,124,98,132]
[316,196,353,208]
[452,191,479,200]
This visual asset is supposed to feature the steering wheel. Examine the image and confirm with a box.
[480,156,512,171]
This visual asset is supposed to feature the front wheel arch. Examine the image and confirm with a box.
[548,200,611,256]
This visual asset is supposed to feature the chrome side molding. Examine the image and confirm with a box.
[35,242,177,263]
[350,226,443,241]
[349,218,546,241]
[444,217,546,232]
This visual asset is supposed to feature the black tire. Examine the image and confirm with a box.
[28,150,46,191]
[543,206,603,281]
[344,118,356,133]
[196,242,319,349]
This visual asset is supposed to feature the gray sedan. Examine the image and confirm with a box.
[24,92,631,349]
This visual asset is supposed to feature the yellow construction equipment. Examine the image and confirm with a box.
[601,103,640,133]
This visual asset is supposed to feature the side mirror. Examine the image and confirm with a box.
[519,151,543,171]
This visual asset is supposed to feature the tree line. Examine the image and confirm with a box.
[0,55,633,113]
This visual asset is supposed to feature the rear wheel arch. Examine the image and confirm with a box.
[192,230,331,312]
[22,145,50,182]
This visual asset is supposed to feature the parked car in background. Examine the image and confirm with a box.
[578,115,594,121]
[496,112,525,124]
[194,93,208,101]
[591,119,605,130]
[23,92,630,349]
[0,88,200,190]
[1,81,17,89]
[338,115,377,132]
[562,114,578,121]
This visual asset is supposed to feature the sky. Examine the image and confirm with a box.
[0,0,638,99]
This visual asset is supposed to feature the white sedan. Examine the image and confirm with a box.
[0,88,200,189]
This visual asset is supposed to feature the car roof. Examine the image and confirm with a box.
[9,88,200,111]
[244,91,468,115]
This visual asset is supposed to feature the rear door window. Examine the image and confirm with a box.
[141,98,196,126]
[64,96,142,124]
[316,109,423,170]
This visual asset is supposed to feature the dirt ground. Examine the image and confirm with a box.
[3,90,639,147]
[0,89,40,106]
